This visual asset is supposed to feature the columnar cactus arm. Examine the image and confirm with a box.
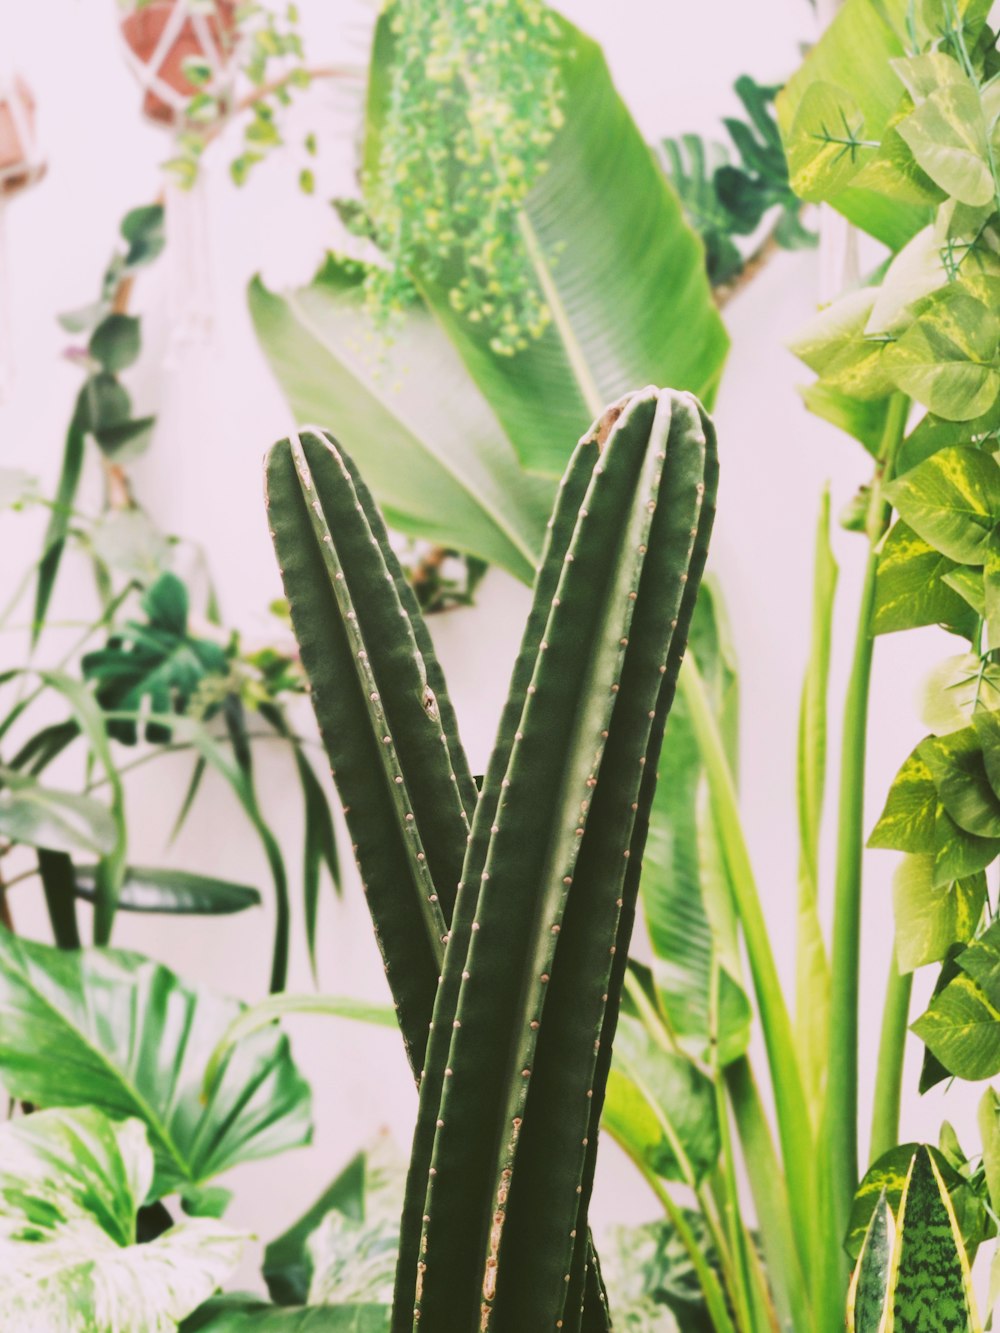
[563,403,719,1331]
[410,389,714,1332]
[391,429,599,1332]
[265,431,475,1073]
[490,395,716,1332]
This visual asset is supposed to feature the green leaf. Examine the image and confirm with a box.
[89,314,142,374]
[777,0,930,247]
[847,1192,893,1333]
[883,446,1000,561]
[203,992,397,1097]
[249,259,552,585]
[921,726,1000,835]
[82,573,230,745]
[882,293,1000,421]
[978,1087,1000,1214]
[872,520,978,636]
[931,804,1000,885]
[892,1149,980,1330]
[33,407,87,643]
[895,83,994,205]
[182,1300,391,1332]
[923,655,1000,735]
[603,1012,721,1187]
[640,584,750,1067]
[891,53,970,105]
[121,204,166,269]
[892,854,985,972]
[0,767,117,857]
[799,381,891,456]
[914,919,1000,1079]
[72,865,262,915]
[264,1150,368,1305]
[789,288,894,400]
[0,931,312,1197]
[847,1143,967,1259]
[786,81,875,201]
[363,11,728,477]
[0,1107,244,1333]
[869,746,938,853]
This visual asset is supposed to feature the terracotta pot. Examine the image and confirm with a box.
[120,0,238,125]
[0,78,43,198]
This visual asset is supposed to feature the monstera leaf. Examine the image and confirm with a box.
[0,1107,245,1333]
[0,931,312,1198]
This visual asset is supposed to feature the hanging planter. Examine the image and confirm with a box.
[0,74,45,199]
[118,0,239,125]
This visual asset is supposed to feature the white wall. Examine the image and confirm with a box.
[0,0,983,1294]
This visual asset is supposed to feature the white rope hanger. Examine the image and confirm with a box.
[118,0,238,124]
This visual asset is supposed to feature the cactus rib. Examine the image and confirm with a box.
[494,396,717,1332]
[411,389,712,1331]
[265,431,475,1072]
[391,434,598,1331]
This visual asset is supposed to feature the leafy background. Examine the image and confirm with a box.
[0,0,971,1296]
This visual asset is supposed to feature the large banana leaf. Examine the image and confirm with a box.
[249,258,553,585]
[0,1107,244,1333]
[0,931,312,1198]
[776,0,931,249]
[364,11,728,477]
[639,583,751,1067]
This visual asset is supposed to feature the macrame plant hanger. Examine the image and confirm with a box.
[0,63,45,400]
[118,0,238,357]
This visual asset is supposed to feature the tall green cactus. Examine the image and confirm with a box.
[265,385,717,1332]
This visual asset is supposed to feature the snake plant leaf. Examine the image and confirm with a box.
[913,916,1000,1078]
[895,83,994,205]
[884,445,1000,562]
[777,0,930,247]
[183,1300,390,1331]
[250,258,552,585]
[921,726,1000,836]
[364,12,727,477]
[892,854,986,972]
[72,865,262,915]
[785,82,875,202]
[882,292,1000,421]
[892,1149,981,1331]
[0,1107,245,1333]
[0,766,118,857]
[847,1191,894,1333]
[873,520,978,637]
[0,931,312,1198]
[602,1014,721,1187]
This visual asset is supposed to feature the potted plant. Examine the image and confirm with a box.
[0,75,43,197]
[117,0,238,125]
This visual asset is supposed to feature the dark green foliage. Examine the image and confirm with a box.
[661,76,815,286]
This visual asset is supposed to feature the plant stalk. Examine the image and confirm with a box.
[819,391,907,1326]
[868,958,913,1165]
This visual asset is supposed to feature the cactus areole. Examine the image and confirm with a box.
[265,385,718,1332]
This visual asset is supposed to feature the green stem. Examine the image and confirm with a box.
[610,1127,737,1333]
[820,391,908,1326]
[679,658,814,1279]
[725,1057,814,1333]
[868,959,913,1165]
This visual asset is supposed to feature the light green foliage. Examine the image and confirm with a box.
[915,916,1000,1078]
[786,82,876,202]
[599,1216,718,1331]
[0,931,312,1198]
[892,855,985,972]
[0,1107,244,1333]
[266,388,717,1331]
[363,0,563,355]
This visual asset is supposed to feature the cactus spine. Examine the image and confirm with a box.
[265,386,717,1332]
